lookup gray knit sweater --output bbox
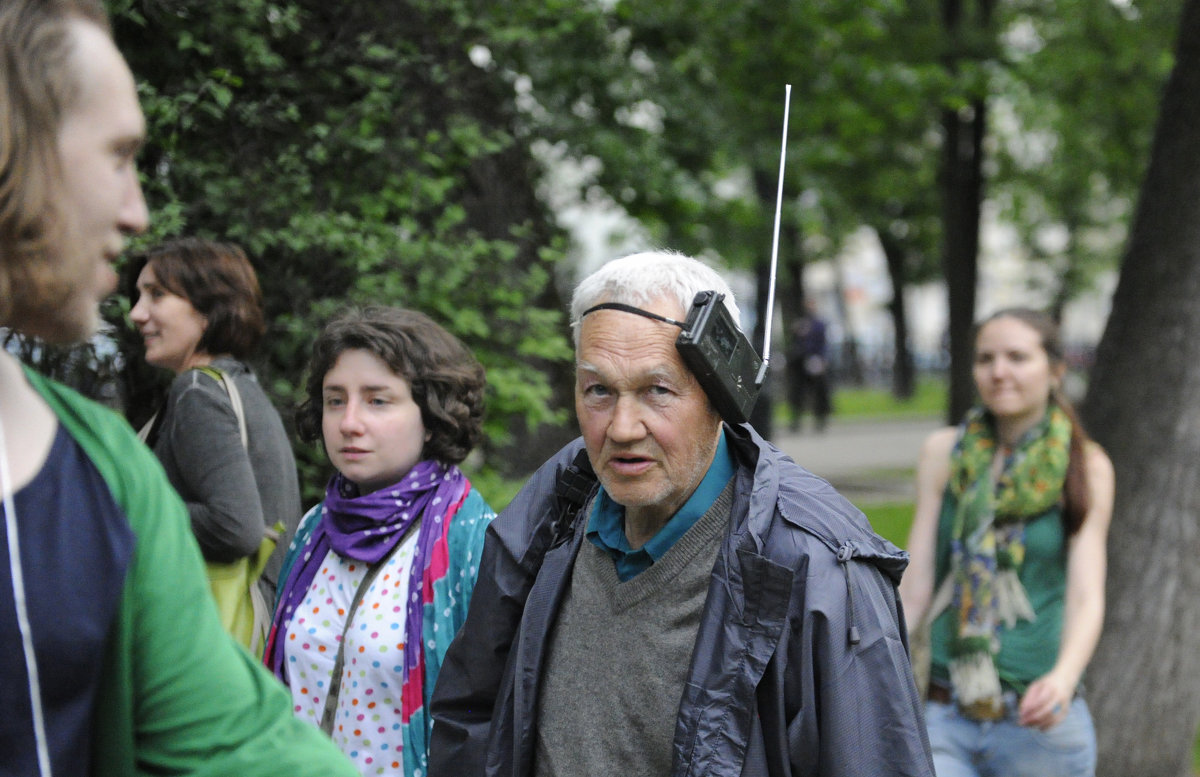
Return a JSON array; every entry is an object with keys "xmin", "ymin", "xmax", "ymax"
[
  {"xmin": 149, "ymin": 356, "xmax": 300, "ymax": 592},
  {"xmin": 534, "ymin": 483, "xmax": 733, "ymax": 777}
]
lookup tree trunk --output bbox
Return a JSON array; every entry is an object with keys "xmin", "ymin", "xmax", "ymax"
[
  {"xmin": 877, "ymin": 229, "xmax": 916, "ymax": 400},
  {"xmin": 939, "ymin": 97, "xmax": 986, "ymax": 423},
  {"xmin": 1082, "ymin": 1, "xmax": 1200, "ymax": 774},
  {"xmin": 939, "ymin": 0, "xmax": 990, "ymax": 424},
  {"xmin": 460, "ymin": 145, "xmax": 578, "ymax": 477}
]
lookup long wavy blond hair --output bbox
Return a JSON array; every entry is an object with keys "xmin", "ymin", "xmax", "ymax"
[{"xmin": 0, "ymin": 0, "xmax": 109, "ymax": 331}]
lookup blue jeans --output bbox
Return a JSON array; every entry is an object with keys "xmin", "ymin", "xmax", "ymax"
[{"xmin": 925, "ymin": 693, "xmax": 1096, "ymax": 777}]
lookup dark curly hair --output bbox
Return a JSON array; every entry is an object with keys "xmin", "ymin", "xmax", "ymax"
[
  {"xmin": 127, "ymin": 237, "xmax": 265, "ymax": 359},
  {"xmin": 296, "ymin": 306, "xmax": 486, "ymax": 465}
]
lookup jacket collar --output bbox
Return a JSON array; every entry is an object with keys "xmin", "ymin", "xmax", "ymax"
[{"xmin": 724, "ymin": 421, "xmax": 909, "ymax": 584}]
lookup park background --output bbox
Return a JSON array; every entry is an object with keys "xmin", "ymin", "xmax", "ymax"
[{"xmin": 8, "ymin": 1, "xmax": 1200, "ymax": 774}]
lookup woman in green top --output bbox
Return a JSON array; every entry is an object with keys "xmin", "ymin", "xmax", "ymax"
[{"xmin": 901, "ymin": 308, "xmax": 1114, "ymax": 777}]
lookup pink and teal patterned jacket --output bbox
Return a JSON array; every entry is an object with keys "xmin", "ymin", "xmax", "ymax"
[{"xmin": 274, "ymin": 486, "xmax": 493, "ymax": 776}]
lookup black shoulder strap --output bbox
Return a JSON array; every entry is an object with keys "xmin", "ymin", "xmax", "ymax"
[
  {"xmin": 555, "ymin": 449, "xmax": 596, "ymax": 513},
  {"xmin": 549, "ymin": 448, "xmax": 597, "ymax": 549},
  {"xmin": 517, "ymin": 447, "xmax": 598, "ymax": 577}
]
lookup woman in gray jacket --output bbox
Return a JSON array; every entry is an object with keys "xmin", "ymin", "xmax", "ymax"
[{"xmin": 129, "ymin": 237, "xmax": 300, "ymax": 601}]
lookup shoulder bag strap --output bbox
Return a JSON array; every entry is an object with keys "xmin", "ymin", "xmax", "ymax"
[
  {"xmin": 201, "ymin": 367, "xmax": 279, "ymax": 542},
  {"xmin": 194, "ymin": 366, "xmax": 248, "ymax": 449},
  {"xmin": 319, "ymin": 531, "xmax": 412, "ymax": 735},
  {"xmin": 136, "ymin": 366, "xmax": 245, "ymax": 449},
  {"xmin": 549, "ymin": 448, "xmax": 597, "ymax": 549},
  {"xmin": 196, "ymin": 367, "xmax": 279, "ymax": 541}
]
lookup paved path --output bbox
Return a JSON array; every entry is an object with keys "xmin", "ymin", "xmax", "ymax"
[{"xmin": 769, "ymin": 416, "xmax": 943, "ymax": 504}]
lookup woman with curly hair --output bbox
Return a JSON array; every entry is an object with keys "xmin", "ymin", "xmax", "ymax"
[{"xmin": 265, "ymin": 306, "xmax": 495, "ymax": 777}]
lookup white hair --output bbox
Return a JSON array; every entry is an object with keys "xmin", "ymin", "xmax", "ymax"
[{"xmin": 569, "ymin": 251, "xmax": 742, "ymax": 346}]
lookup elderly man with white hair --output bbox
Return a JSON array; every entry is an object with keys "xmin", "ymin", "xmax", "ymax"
[{"xmin": 429, "ymin": 251, "xmax": 933, "ymax": 777}]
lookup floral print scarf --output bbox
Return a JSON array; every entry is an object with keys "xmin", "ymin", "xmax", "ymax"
[{"xmin": 946, "ymin": 404, "xmax": 1070, "ymax": 718}]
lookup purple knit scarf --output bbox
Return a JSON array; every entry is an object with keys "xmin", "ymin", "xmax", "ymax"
[{"xmin": 267, "ymin": 458, "xmax": 467, "ymax": 679}]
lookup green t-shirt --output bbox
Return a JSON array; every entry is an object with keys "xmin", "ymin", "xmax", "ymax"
[{"xmin": 929, "ymin": 487, "xmax": 1068, "ymax": 693}]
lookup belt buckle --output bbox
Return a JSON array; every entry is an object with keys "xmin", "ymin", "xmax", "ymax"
[{"xmin": 960, "ymin": 697, "xmax": 1006, "ymax": 722}]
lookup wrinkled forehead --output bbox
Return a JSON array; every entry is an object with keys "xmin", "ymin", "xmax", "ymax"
[{"xmin": 576, "ymin": 308, "xmax": 693, "ymax": 384}]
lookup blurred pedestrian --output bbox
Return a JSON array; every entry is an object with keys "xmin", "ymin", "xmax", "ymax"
[
  {"xmin": 0, "ymin": 2, "xmax": 356, "ymax": 774},
  {"xmin": 900, "ymin": 308, "xmax": 1114, "ymax": 777},
  {"xmin": 786, "ymin": 300, "xmax": 831, "ymax": 432}
]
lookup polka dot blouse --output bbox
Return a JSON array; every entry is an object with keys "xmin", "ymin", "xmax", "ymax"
[{"xmin": 284, "ymin": 525, "xmax": 420, "ymax": 776}]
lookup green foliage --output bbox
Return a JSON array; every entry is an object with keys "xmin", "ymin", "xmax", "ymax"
[
  {"xmin": 859, "ymin": 500, "xmax": 916, "ymax": 549},
  {"xmin": 462, "ymin": 466, "xmax": 529, "ymax": 515},
  {"xmin": 830, "ymin": 375, "xmax": 948, "ymax": 419},
  {"xmin": 495, "ymin": 0, "xmax": 1178, "ymax": 422},
  {"xmin": 104, "ymin": 0, "xmax": 576, "ymax": 500},
  {"xmin": 992, "ymin": 0, "xmax": 1183, "ymax": 307},
  {"xmin": 12, "ymin": 0, "xmax": 1168, "ymax": 498}
]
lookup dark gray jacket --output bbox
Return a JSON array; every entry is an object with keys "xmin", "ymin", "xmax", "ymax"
[
  {"xmin": 429, "ymin": 424, "xmax": 933, "ymax": 777},
  {"xmin": 149, "ymin": 357, "xmax": 301, "ymax": 592}
]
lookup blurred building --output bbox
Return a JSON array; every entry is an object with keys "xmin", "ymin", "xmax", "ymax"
[{"xmin": 804, "ymin": 210, "xmax": 1115, "ymax": 387}]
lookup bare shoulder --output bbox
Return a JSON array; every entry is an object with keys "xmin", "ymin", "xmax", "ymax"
[
  {"xmin": 1084, "ymin": 441, "xmax": 1118, "ymax": 518},
  {"xmin": 913, "ymin": 426, "xmax": 958, "ymax": 498},
  {"xmin": 1083, "ymin": 439, "xmax": 1115, "ymax": 493},
  {"xmin": 920, "ymin": 426, "xmax": 959, "ymax": 464},
  {"xmin": 1067, "ymin": 439, "xmax": 1116, "ymax": 541}
]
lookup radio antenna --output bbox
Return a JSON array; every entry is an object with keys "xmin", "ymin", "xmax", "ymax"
[{"xmin": 755, "ymin": 83, "xmax": 791, "ymax": 387}]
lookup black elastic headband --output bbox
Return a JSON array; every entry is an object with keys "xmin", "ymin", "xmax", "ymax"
[{"xmin": 580, "ymin": 302, "xmax": 686, "ymax": 329}]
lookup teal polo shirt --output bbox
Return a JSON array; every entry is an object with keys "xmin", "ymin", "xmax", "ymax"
[{"xmin": 586, "ymin": 429, "xmax": 735, "ymax": 581}]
